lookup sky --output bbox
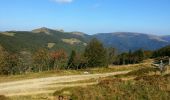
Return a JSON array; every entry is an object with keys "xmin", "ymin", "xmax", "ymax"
[{"xmin": 0, "ymin": 0, "xmax": 170, "ymax": 35}]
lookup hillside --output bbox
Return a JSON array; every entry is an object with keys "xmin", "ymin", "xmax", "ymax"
[
  {"xmin": 0, "ymin": 27, "xmax": 90, "ymax": 53},
  {"xmin": 0, "ymin": 28, "xmax": 169, "ymax": 53},
  {"xmin": 94, "ymin": 32, "xmax": 170, "ymax": 52},
  {"xmin": 161, "ymin": 35, "xmax": 170, "ymax": 43}
]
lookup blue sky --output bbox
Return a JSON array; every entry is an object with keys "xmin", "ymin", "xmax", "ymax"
[{"xmin": 0, "ymin": 0, "xmax": 170, "ymax": 35}]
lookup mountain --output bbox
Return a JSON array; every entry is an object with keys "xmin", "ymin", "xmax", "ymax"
[
  {"xmin": 161, "ymin": 35, "xmax": 170, "ymax": 43},
  {"xmin": 0, "ymin": 27, "xmax": 90, "ymax": 53},
  {"xmin": 0, "ymin": 28, "xmax": 169, "ymax": 53},
  {"xmin": 94, "ymin": 32, "xmax": 170, "ymax": 52}
]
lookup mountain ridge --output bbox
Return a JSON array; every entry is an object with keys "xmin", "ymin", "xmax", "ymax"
[
  {"xmin": 0, "ymin": 28, "xmax": 169, "ymax": 53},
  {"xmin": 94, "ymin": 32, "xmax": 169, "ymax": 52}
]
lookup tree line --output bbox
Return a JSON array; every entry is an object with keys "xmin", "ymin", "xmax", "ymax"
[
  {"xmin": 152, "ymin": 45, "xmax": 170, "ymax": 57},
  {"xmin": 0, "ymin": 39, "xmax": 169, "ymax": 75}
]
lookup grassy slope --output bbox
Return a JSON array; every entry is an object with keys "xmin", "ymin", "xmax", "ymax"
[
  {"xmin": 54, "ymin": 74, "xmax": 170, "ymax": 100},
  {"xmin": 53, "ymin": 65, "xmax": 170, "ymax": 100}
]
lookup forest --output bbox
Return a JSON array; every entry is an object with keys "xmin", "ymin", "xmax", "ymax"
[{"xmin": 0, "ymin": 38, "xmax": 169, "ymax": 75}]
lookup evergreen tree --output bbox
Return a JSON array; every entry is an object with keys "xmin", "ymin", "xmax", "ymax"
[
  {"xmin": 128, "ymin": 50, "xmax": 133, "ymax": 64},
  {"xmin": 67, "ymin": 50, "xmax": 76, "ymax": 69},
  {"xmin": 153, "ymin": 45, "xmax": 170, "ymax": 57},
  {"xmin": 113, "ymin": 49, "xmax": 146, "ymax": 65},
  {"xmin": 135, "ymin": 49, "xmax": 145, "ymax": 62},
  {"xmin": 84, "ymin": 38, "xmax": 108, "ymax": 67}
]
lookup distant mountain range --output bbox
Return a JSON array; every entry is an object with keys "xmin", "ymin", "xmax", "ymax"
[
  {"xmin": 0, "ymin": 27, "xmax": 169, "ymax": 53},
  {"xmin": 161, "ymin": 35, "xmax": 170, "ymax": 42},
  {"xmin": 94, "ymin": 32, "xmax": 170, "ymax": 52}
]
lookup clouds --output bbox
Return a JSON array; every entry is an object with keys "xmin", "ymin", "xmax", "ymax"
[{"xmin": 53, "ymin": 0, "xmax": 73, "ymax": 4}]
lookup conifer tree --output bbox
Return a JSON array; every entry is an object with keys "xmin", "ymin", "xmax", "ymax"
[
  {"xmin": 84, "ymin": 38, "xmax": 108, "ymax": 67},
  {"xmin": 67, "ymin": 50, "xmax": 76, "ymax": 69}
]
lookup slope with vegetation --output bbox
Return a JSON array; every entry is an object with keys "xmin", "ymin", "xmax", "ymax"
[
  {"xmin": 0, "ymin": 28, "xmax": 170, "ymax": 53},
  {"xmin": 0, "ymin": 36, "xmax": 169, "ymax": 76},
  {"xmin": 94, "ymin": 32, "xmax": 170, "ymax": 52},
  {"xmin": 1, "ymin": 41, "xmax": 169, "ymax": 100},
  {"xmin": 0, "ymin": 27, "xmax": 89, "ymax": 53},
  {"xmin": 53, "ymin": 66, "xmax": 170, "ymax": 100}
]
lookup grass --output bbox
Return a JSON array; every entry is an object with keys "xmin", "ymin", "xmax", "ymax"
[
  {"xmin": 0, "ymin": 62, "xmax": 148, "ymax": 83},
  {"xmin": 53, "ymin": 74, "xmax": 170, "ymax": 100},
  {"xmin": 53, "ymin": 62, "xmax": 170, "ymax": 100},
  {"xmin": 115, "ymin": 65, "xmax": 170, "ymax": 78},
  {"xmin": 0, "ymin": 70, "xmax": 81, "ymax": 83},
  {"xmin": 10, "ymin": 93, "xmax": 54, "ymax": 100},
  {"xmin": 115, "ymin": 67, "xmax": 159, "ymax": 78},
  {"xmin": 0, "ymin": 95, "xmax": 9, "ymax": 100},
  {"xmin": 10, "ymin": 72, "xmax": 170, "ymax": 100},
  {"xmin": 3, "ymin": 59, "xmax": 162, "ymax": 100}
]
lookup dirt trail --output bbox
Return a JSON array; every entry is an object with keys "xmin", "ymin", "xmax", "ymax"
[{"xmin": 0, "ymin": 71, "xmax": 130, "ymax": 96}]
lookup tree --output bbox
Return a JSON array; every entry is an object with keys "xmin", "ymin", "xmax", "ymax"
[
  {"xmin": 0, "ymin": 47, "xmax": 20, "ymax": 75},
  {"xmin": 6, "ymin": 54, "xmax": 20, "ymax": 75},
  {"xmin": 32, "ymin": 48, "xmax": 49, "ymax": 72},
  {"xmin": 153, "ymin": 45, "xmax": 170, "ymax": 58},
  {"xmin": 18, "ymin": 51, "xmax": 33, "ymax": 74},
  {"xmin": 50, "ymin": 49, "xmax": 67, "ymax": 70},
  {"xmin": 113, "ymin": 49, "xmax": 146, "ymax": 65},
  {"xmin": 67, "ymin": 50, "xmax": 76, "ymax": 69},
  {"xmin": 67, "ymin": 50, "xmax": 87, "ymax": 70},
  {"xmin": 84, "ymin": 38, "xmax": 108, "ymax": 68},
  {"xmin": 133, "ymin": 49, "xmax": 144, "ymax": 63},
  {"xmin": 116, "ymin": 53, "xmax": 128, "ymax": 65},
  {"xmin": 0, "ymin": 47, "xmax": 9, "ymax": 75},
  {"xmin": 73, "ymin": 53, "xmax": 87, "ymax": 70},
  {"xmin": 144, "ymin": 50, "xmax": 153, "ymax": 59},
  {"xmin": 107, "ymin": 47, "xmax": 116, "ymax": 64}
]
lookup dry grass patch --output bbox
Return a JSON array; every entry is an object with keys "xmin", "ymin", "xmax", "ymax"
[
  {"xmin": 1, "ymin": 32, "xmax": 16, "ymax": 36},
  {"xmin": 47, "ymin": 43, "xmax": 55, "ymax": 48},
  {"xmin": 62, "ymin": 38, "xmax": 81, "ymax": 45}
]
